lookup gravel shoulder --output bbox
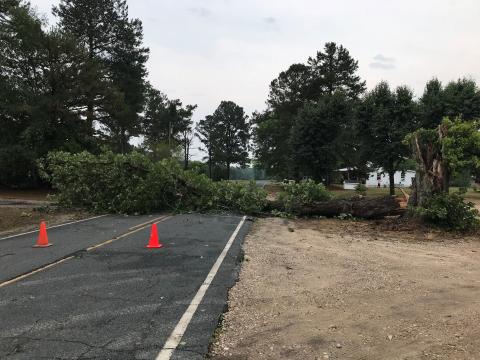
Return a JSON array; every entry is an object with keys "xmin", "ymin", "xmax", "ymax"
[{"xmin": 210, "ymin": 217, "xmax": 480, "ymax": 360}]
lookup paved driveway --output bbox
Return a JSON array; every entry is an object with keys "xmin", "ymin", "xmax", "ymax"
[{"xmin": 0, "ymin": 214, "xmax": 250, "ymax": 359}]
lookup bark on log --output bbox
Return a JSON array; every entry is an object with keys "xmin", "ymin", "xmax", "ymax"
[
  {"xmin": 266, "ymin": 196, "xmax": 405, "ymax": 219},
  {"xmin": 408, "ymin": 124, "xmax": 449, "ymax": 207}
]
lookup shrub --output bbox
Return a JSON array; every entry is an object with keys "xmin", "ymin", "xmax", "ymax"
[
  {"xmin": 279, "ymin": 180, "xmax": 331, "ymax": 212},
  {"xmin": 40, "ymin": 151, "xmax": 267, "ymax": 215},
  {"xmin": 414, "ymin": 192, "xmax": 479, "ymax": 232},
  {"xmin": 355, "ymin": 183, "xmax": 367, "ymax": 194},
  {"xmin": 0, "ymin": 146, "xmax": 38, "ymax": 188},
  {"xmin": 213, "ymin": 181, "xmax": 267, "ymax": 215}
]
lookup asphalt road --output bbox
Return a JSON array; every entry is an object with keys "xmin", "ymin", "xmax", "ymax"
[{"xmin": 0, "ymin": 214, "xmax": 250, "ymax": 359}]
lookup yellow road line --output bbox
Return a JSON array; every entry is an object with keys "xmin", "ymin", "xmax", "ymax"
[
  {"xmin": 0, "ymin": 256, "xmax": 75, "ymax": 289},
  {"xmin": 0, "ymin": 215, "xmax": 172, "ymax": 289},
  {"xmin": 128, "ymin": 216, "xmax": 166, "ymax": 231},
  {"xmin": 87, "ymin": 215, "xmax": 171, "ymax": 251}
]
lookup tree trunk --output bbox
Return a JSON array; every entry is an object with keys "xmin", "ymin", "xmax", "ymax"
[
  {"xmin": 207, "ymin": 147, "xmax": 213, "ymax": 179},
  {"xmin": 226, "ymin": 162, "xmax": 230, "ymax": 180},
  {"xmin": 408, "ymin": 125, "xmax": 449, "ymax": 207},
  {"xmin": 86, "ymin": 101, "xmax": 94, "ymax": 136},
  {"xmin": 184, "ymin": 139, "xmax": 189, "ymax": 170},
  {"xmin": 120, "ymin": 128, "xmax": 127, "ymax": 154},
  {"xmin": 266, "ymin": 196, "xmax": 404, "ymax": 219},
  {"xmin": 388, "ymin": 170, "xmax": 395, "ymax": 196}
]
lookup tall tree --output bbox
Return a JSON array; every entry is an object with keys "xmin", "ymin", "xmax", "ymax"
[
  {"xmin": 196, "ymin": 115, "xmax": 218, "ymax": 179},
  {"xmin": 208, "ymin": 101, "xmax": 250, "ymax": 179},
  {"xmin": 143, "ymin": 85, "xmax": 196, "ymax": 161},
  {"xmin": 0, "ymin": 1, "xmax": 94, "ymax": 186},
  {"xmin": 419, "ymin": 78, "xmax": 480, "ymax": 129},
  {"xmin": 54, "ymin": 0, "xmax": 149, "ymax": 151},
  {"xmin": 357, "ymin": 82, "xmax": 418, "ymax": 195},
  {"xmin": 267, "ymin": 63, "xmax": 312, "ymax": 114},
  {"xmin": 418, "ymin": 78, "xmax": 445, "ymax": 129},
  {"xmin": 53, "ymin": 0, "xmax": 118, "ymax": 132},
  {"xmin": 307, "ymin": 42, "xmax": 366, "ymax": 100},
  {"xmin": 252, "ymin": 110, "xmax": 292, "ymax": 179},
  {"xmin": 102, "ymin": 11, "xmax": 149, "ymax": 153},
  {"xmin": 255, "ymin": 42, "xmax": 365, "ymax": 179},
  {"xmin": 290, "ymin": 91, "xmax": 353, "ymax": 182},
  {"xmin": 443, "ymin": 78, "xmax": 480, "ymax": 121},
  {"xmin": 180, "ymin": 126, "xmax": 194, "ymax": 170}
]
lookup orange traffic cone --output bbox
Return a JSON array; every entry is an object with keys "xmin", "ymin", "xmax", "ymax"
[
  {"xmin": 146, "ymin": 223, "xmax": 163, "ymax": 249},
  {"xmin": 33, "ymin": 221, "xmax": 52, "ymax": 248}
]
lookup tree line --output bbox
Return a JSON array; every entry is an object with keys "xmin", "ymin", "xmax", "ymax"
[
  {"xmin": 2, "ymin": 1, "xmax": 479, "ymax": 194},
  {"xmin": 253, "ymin": 42, "xmax": 480, "ymax": 194},
  {"xmin": 0, "ymin": 0, "xmax": 251, "ymax": 187}
]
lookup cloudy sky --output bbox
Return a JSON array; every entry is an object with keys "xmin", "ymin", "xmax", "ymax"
[{"xmin": 31, "ymin": 0, "xmax": 480, "ymax": 155}]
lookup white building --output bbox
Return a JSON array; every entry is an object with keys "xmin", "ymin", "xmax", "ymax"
[{"xmin": 365, "ymin": 168, "xmax": 415, "ymax": 188}]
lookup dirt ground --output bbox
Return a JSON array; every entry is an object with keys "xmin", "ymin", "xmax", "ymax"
[
  {"xmin": 0, "ymin": 207, "xmax": 91, "ymax": 237},
  {"xmin": 210, "ymin": 218, "xmax": 480, "ymax": 360},
  {"xmin": 0, "ymin": 188, "xmax": 51, "ymax": 201},
  {"xmin": 0, "ymin": 188, "xmax": 92, "ymax": 236}
]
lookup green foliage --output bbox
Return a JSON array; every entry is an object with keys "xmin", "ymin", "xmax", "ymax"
[
  {"xmin": 450, "ymin": 169, "xmax": 472, "ymax": 189},
  {"xmin": 290, "ymin": 92, "xmax": 353, "ymax": 181},
  {"xmin": 441, "ymin": 118, "xmax": 480, "ymax": 177},
  {"xmin": 142, "ymin": 85, "xmax": 197, "ymax": 165},
  {"xmin": 0, "ymin": 0, "xmax": 158, "ymax": 187},
  {"xmin": 279, "ymin": 180, "xmax": 331, "ymax": 212},
  {"xmin": 355, "ymin": 183, "xmax": 367, "ymax": 194},
  {"xmin": 213, "ymin": 181, "xmax": 267, "ymax": 215},
  {"xmin": 40, "ymin": 151, "xmax": 266, "ymax": 215},
  {"xmin": 414, "ymin": 192, "xmax": 479, "ymax": 232},
  {"xmin": 196, "ymin": 101, "xmax": 250, "ymax": 179},
  {"xmin": 357, "ymin": 82, "xmax": 418, "ymax": 195},
  {"xmin": 0, "ymin": 146, "xmax": 37, "ymax": 188},
  {"xmin": 254, "ymin": 42, "xmax": 365, "ymax": 179},
  {"xmin": 419, "ymin": 78, "xmax": 480, "ymax": 129}
]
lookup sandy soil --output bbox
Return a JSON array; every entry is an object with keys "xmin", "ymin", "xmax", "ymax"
[{"xmin": 210, "ymin": 218, "xmax": 480, "ymax": 360}]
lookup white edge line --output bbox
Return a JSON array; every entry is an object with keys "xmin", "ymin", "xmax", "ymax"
[
  {"xmin": 156, "ymin": 215, "xmax": 247, "ymax": 360},
  {"xmin": 0, "ymin": 214, "xmax": 108, "ymax": 241}
]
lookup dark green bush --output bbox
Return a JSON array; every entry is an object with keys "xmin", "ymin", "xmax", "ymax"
[
  {"xmin": 355, "ymin": 183, "xmax": 367, "ymax": 194},
  {"xmin": 40, "ymin": 151, "xmax": 266, "ymax": 214},
  {"xmin": 0, "ymin": 146, "xmax": 38, "ymax": 188},
  {"xmin": 279, "ymin": 179, "xmax": 331, "ymax": 212},
  {"xmin": 414, "ymin": 192, "xmax": 479, "ymax": 232}
]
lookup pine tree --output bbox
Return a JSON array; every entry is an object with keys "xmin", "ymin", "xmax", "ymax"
[
  {"xmin": 255, "ymin": 42, "xmax": 365, "ymax": 179},
  {"xmin": 54, "ymin": 0, "xmax": 149, "ymax": 152},
  {"xmin": 307, "ymin": 42, "xmax": 366, "ymax": 100},
  {"xmin": 53, "ymin": 0, "xmax": 118, "ymax": 131},
  {"xmin": 104, "ymin": 7, "xmax": 149, "ymax": 153},
  {"xmin": 143, "ymin": 85, "xmax": 196, "ymax": 160},
  {"xmin": 209, "ymin": 101, "xmax": 250, "ymax": 179},
  {"xmin": 196, "ymin": 115, "xmax": 219, "ymax": 179}
]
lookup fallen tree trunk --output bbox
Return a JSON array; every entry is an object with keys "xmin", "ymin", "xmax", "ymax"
[{"xmin": 266, "ymin": 196, "xmax": 405, "ymax": 219}]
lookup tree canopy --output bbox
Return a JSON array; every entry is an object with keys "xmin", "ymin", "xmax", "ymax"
[
  {"xmin": 255, "ymin": 42, "xmax": 366, "ymax": 180},
  {"xmin": 197, "ymin": 101, "xmax": 250, "ymax": 179},
  {"xmin": 357, "ymin": 82, "xmax": 418, "ymax": 194}
]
